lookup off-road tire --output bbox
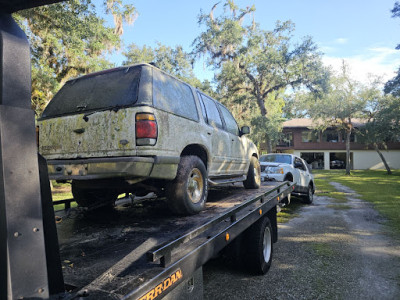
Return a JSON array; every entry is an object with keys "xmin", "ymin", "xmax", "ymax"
[
  {"xmin": 243, "ymin": 156, "xmax": 261, "ymax": 189},
  {"xmin": 167, "ymin": 156, "xmax": 208, "ymax": 215},
  {"xmin": 244, "ymin": 215, "xmax": 273, "ymax": 275},
  {"xmin": 72, "ymin": 181, "xmax": 118, "ymax": 209}
]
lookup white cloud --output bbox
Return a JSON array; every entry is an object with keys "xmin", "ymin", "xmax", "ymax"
[
  {"xmin": 334, "ymin": 38, "xmax": 348, "ymax": 44},
  {"xmin": 322, "ymin": 47, "xmax": 400, "ymax": 84}
]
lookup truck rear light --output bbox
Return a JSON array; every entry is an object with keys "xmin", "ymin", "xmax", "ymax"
[{"xmin": 136, "ymin": 113, "xmax": 157, "ymax": 146}]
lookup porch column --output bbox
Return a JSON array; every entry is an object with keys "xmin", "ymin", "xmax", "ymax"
[{"xmin": 324, "ymin": 152, "xmax": 330, "ymax": 170}]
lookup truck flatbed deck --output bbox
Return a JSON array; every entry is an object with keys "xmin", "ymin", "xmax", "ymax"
[{"xmin": 54, "ymin": 181, "xmax": 294, "ymax": 299}]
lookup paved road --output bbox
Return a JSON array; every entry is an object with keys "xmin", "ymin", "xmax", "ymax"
[{"xmin": 203, "ymin": 182, "xmax": 400, "ymax": 299}]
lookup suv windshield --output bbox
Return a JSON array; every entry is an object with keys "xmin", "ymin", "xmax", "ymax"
[
  {"xmin": 260, "ymin": 154, "xmax": 292, "ymax": 164},
  {"xmin": 41, "ymin": 66, "xmax": 141, "ymax": 119}
]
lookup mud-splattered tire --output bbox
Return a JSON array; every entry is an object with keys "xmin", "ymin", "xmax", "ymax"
[
  {"xmin": 243, "ymin": 156, "xmax": 261, "ymax": 189},
  {"xmin": 167, "ymin": 156, "xmax": 208, "ymax": 215},
  {"xmin": 72, "ymin": 181, "xmax": 118, "ymax": 209},
  {"xmin": 244, "ymin": 216, "xmax": 273, "ymax": 275}
]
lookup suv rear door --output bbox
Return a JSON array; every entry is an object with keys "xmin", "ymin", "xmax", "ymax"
[
  {"xmin": 39, "ymin": 67, "xmax": 142, "ymax": 159},
  {"xmin": 198, "ymin": 93, "xmax": 231, "ymax": 176},
  {"xmin": 217, "ymin": 103, "xmax": 247, "ymax": 175}
]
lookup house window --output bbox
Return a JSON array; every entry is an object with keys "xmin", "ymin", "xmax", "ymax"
[
  {"xmin": 323, "ymin": 130, "xmax": 339, "ymax": 142},
  {"xmin": 340, "ymin": 130, "xmax": 357, "ymax": 142},
  {"xmin": 277, "ymin": 132, "xmax": 293, "ymax": 147},
  {"xmin": 301, "ymin": 131, "xmax": 319, "ymax": 143}
]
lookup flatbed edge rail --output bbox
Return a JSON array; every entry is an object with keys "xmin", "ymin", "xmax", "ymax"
[{"xmin": 147, "ymin": 181, "xmax": 294, "ymax": 267}]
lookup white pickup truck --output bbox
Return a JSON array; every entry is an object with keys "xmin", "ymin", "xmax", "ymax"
[{"xmin": 260, "ymin": 153, "xmax": 315, "ymax": 204}]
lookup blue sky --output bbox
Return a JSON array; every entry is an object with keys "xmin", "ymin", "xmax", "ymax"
[{"xmin": 106, "ymin": 0, "xmax": 400, "ymax": 84}]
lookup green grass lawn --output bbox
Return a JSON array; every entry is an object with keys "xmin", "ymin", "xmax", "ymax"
[
  {"xmin": 314, "ymin": 169, "xmax": 400, "ymax": 237},
  {"xmin": 51, "ymin": 181, "xmax": 75, "ymax": 211},
  {"xmin": 277, "ymin": 200, "xmax": 303, "ymax": 223}
]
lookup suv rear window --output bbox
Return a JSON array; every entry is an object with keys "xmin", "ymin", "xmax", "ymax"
[
  {"xmin": 41, "ymin": 66, "xmax": 141, "ymax": 119},
  {"xmin": 153, "ymin": 70, "xmax": 198, "ymax": 121}
]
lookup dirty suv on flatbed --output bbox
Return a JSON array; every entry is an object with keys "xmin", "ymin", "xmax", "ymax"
[{"xmin": 38, "ymin": 63, "xmax": 261, "ymax": 215}]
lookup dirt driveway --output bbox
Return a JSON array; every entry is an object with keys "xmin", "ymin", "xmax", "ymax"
[{"xmin": 203, "ymin": 182, "xmax": 400, "ymax": 299}]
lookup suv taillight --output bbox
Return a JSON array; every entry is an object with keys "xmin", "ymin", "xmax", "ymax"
[{"xmin": 136, "ymin": 113, "xmax": 157, "ymax": 146}]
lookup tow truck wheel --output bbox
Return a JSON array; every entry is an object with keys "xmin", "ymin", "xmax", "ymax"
[
  {"xmin": 302, "ymin": 184, "xmax": 314, "ymax": 204},
  {"xmin": 72, "ymin": 181, "xmax": 118, "ymax": 209},
  {"xmin": 244, "ymin": 215, "xmax": 273, "ymax": 275},
  {"xmin": 167, "ymin": 156, "xmax": 208, "ymax": 215},
  {"xmin": 243, "ymin": 156, "xmax": 261, "ymax": 189}
]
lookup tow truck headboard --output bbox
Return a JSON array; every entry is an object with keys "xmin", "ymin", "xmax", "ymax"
[{"xmin": 0, "ymin": 2, "xmax": 65, "ymax": 299}]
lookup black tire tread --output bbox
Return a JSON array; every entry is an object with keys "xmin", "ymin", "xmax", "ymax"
[
  {"xmin": 243, "ymin": 156, "xmax": 261, "ymax": 189},
  {"xmin": 167, "ymin": 156, "xmax": 208, "ymax": 215},
  {"xmin": 302, "ymin": 184, "xmax": 314, "ymax": 204},
  {"xmin": 244, "ymin": 216, "xmax": 273, "ymax": 275}
]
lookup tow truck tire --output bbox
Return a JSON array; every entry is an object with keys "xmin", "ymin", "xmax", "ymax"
[
  {"xmin": 244, "ymin": 215, "xmax": 273, "ymax": 275},
  {"xmin": 167, "ymin": 156, "xmax": 208, "ymax": 215},
  {"xmin": 72, "ymin": 181, "xmax": 118, "ymax": 208},
  {"xmin": 302, "ymin": 184, "xmax": 314, "ymax": 204},
  {"xmin": 243, "ymin": 156, "xmax": 261, "ymax": 189}
]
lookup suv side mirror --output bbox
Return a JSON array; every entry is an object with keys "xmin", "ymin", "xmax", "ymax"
[{"xmin": 240, "ymin": 126, "xmax": 250, "ymax": 136}]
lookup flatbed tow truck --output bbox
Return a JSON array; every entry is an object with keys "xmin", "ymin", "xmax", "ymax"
[
  {"xmin": 0, "ymin": 2, "xmax": 294, "ymax": 299},
  {"xmin": 53, "ymin": 182, "xmax": 294, "ymax": 299}
]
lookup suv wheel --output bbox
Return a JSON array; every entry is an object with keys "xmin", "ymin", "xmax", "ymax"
[
  {"xmin": 167, "ymin": 156, "xmax": 208, "ymax": 215},
  {"xmin": 243, "ymin": 156, "xmax": 261, "ymax": 189},
  {"xmin": 302, "ymin": 184, "xmax": 314, "ymax": 204}
]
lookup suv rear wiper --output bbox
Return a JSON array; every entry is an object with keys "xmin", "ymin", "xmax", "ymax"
[{"xmin": 82, "ymin": 105, "xmax": 127, "ymax": 121}]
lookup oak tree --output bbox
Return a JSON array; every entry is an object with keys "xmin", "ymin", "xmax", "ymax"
[
  {"xmin": 192, "ymin": 1, "xmax": 329, "ymax": 151},
  {"xmin": 14, "ymin": 0, "xmax": 136, "ymax": 114}
]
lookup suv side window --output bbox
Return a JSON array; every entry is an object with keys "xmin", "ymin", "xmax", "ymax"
[
  {"xmin": 197, "ymin": 92, "xmax": 208, "ymax": 122},
  {"xmin": 153, "ymin": 70, "xmax": 199, "ymax": 121},
  {"xmin": 295, "ymin": 157, "xmax": 306, "ymax": 171},
  {"xmin": 218, "ymin": 104, "xmax": 239, "ymax": 136},
  {"xmin": 198, "ymin": 93, "xmax": 223, "ymax": 129}
]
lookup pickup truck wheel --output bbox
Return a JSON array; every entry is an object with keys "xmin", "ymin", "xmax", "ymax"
[
  {"xmin": 167, "ymin": 156, "xmax": 208, "ymax": 215},
  {"xmin": 243, "ymin": 156, "xmax": 261, "ymax": 189},
  {"xmin": 72, "ymin": 181, "xmax": 118, "ymax": 209},
  {"xmin": 303, "ymin": 185, "xmax": 314, "ymax": 204},
  {"xmin": 244, "ymin": 215, "xmax": 273, "ymax": 275}
]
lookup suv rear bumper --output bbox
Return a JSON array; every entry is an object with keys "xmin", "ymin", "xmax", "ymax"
[{"xmin": 47, "ymin": 156, "xmax": 180, "ymax": 181}]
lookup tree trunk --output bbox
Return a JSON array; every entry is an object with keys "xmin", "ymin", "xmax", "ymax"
[
  {"xmin": 265, "ymin": 133, "xmax": 273, "ymax": 153},
  {"xmin": 345, "ymin": 130, "xmax": 351, "ymax": 175},
  {"xmin": 374, "ymin": 144, "xmax": 392, "ymax": 175}
]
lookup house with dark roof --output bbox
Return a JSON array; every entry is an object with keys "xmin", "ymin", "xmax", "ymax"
[{"xmin": 273, "ymin": 118, "xmax": 400, "ymax": 170}]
